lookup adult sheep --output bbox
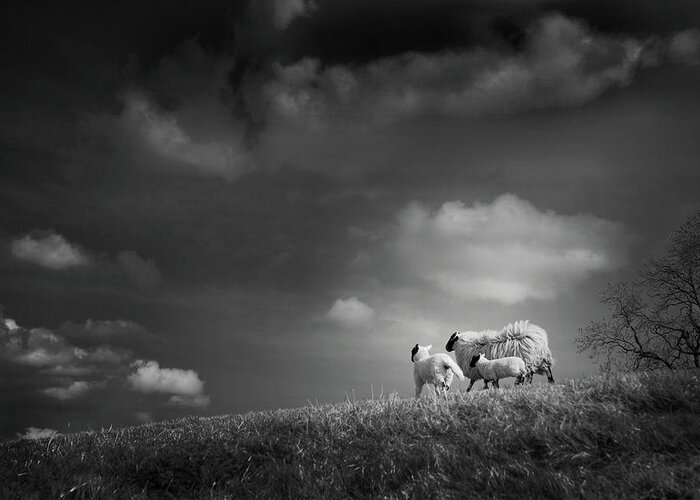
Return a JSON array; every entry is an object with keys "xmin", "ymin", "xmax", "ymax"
[{"xmin": 445, "ymin": 320, "xmax": 554, "ymax": 392}]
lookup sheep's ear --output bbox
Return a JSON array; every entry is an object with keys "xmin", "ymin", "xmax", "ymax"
[
  {"xmin": 426, "ymin": 344, "xmax": 432, "ymax": 351},
  {"xmin": 411, "ymin": 344, "xmax": 419, "ymax": 362}
]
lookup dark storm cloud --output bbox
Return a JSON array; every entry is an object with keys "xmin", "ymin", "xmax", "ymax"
[
  {"xmin": 275, "ymin": 0, "xmax": 700, "ymax": 64},
  {"xmin": 121, "ymin": 6, "xmax": 700, "ymax": 178},
  {"xmin": 71, "ymin": 9, "xmax": 698, "ymax": 185},
  {"xmin": 263, "ymin": 14, "xmax": 699, "ymax": 127},
  {"xmin": 279, "ymin": 0, "xmax": 552, "ymax": 64},
  {"xmin": 0, "ymin": 1, "xmax": 238, "ymax": 142},
  {"xmin": 251, "ymin": 0, "xmax": 700, "ymax": 140},
  {"xmin": 0, "ymin": 1, "xmax": 252, "ymax": 187},
  {"xmin": 3, "ymin": 1, "xmax": 697, "ymax": 185},
  {"xmin": 552, "ymin": 0, "xmax": 700, "ymax": 36}
]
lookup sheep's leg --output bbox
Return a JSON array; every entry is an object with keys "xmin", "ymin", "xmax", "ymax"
[
  {"xmin": 433, "ymin": 373, "xmax": 447, "ymax": 396},
  {"xmin": 493, "ymin": 379, "xmax": 500, "ymax": 389},
  {"xmin": 545, "ymin": 365, "xmax": 555, "ymax": 384},
  {"xmin": 465, "ymin": 378, "xmax": 477, "ymax": 392},
  {"xmin": 444, "ymin": 370, "xmax": 454, "ymax": 392},
  {"xmin": 415, "ymin": 380, "xmax": 425, "ymax": 398},
  {"xmin": 482, "ymin": 380, "xmax": 489, "ymax": 390}
]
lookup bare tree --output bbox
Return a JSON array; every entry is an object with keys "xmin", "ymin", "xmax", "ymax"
[{"xmin": 577, "ymin": 210, "xmax": 700, "ymax": 372}]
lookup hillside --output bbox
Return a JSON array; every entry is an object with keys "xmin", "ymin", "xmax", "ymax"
[{"xmin": 2, "ymin": 370, "xmax": 699, "ymax": 499}]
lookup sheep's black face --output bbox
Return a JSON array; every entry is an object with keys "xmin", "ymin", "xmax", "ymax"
[
  {"xmin": 411, "ymin": 344, "xmax": 419, "ymax": 362},
  {"xmin": 469, "ymin": 354, "xmax": 480, "ymax": 368},
  {"xmin": 445, "ymin": 332, "xmax": 459, "ymax": 352}
]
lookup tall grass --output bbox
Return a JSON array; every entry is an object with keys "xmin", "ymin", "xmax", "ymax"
[{"xmin": 2, "ymin": 370, "xmax": 699, "ymax": 499}]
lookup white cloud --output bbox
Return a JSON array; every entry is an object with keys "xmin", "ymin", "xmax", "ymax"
[
  {"xmin": 117, "ymin": 250, "xmax": 162, "ymax": 290},
  {"xmin": 11, "ymin": 231, "xmax": 91, "ymax": 270},
  {"xmin": 128, "ymin": 360, "xmax": 208, "ymax": 403},
  {"xmin": 392, "ymin": 194, "xmax": 628, "ymax": 304},
  {"xmin": 273, "ymin": 0, "xmax": 316, "ymax": 29},
  {"xmin": 3, "ymin": 318, "xmax": 19, "ymax": 330},
  {"xmin": 10, "ymin": 230, "xmax": 164, "ymax": 290},
  {"xmin": 41, "ymin": 381, "xmax": 91, "ymax": 400},
  {"xmin": 325, "ymin": 297, "xmax": 376, "ymax": 330},
  {"xmin": 84, "ymin": 39, "xmax": 252, "ymax": 181},
  {"xmin": 264, "ymin": 14, "xmax": 700, "ymax": 128},
  {"xmin": 20, "ymin": 427, "xmax": 59, "ymax": 440},
  {"xmin": 3, "ymin": 327, "xmax": 88, "ymax": 368},
  {"xmin": 1, "ymin": 322, "xmax": 126, "ymax": 373},
  {"xmin": 122, "ymin": 91, "xmax": 251, "ymax": 180},
  {"xmin": 1, "ymin": 306, "xmax": 211, "ymax": 427}
]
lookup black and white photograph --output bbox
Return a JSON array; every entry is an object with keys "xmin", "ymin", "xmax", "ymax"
[{"xmin": 1, "ymin": 0, "xmax": 699, "ymax": 497}]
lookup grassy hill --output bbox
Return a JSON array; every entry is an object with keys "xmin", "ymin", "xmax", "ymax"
[{"xmin": 2, "ymin": 370, "xmax": 699, "ymax": 499}]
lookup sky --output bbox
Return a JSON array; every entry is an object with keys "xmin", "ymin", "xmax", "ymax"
[{"xmin": 1, "ymin": 0, "xmax": 700, "ymax": 439}]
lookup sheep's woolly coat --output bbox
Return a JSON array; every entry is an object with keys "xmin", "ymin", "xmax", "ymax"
[
  {"xmin": 470, "ymin": 354, "xmax": 527, "ymax": 387},
  {"xmin": 411, "ymin": 344, "xmax": 464, "ymax": 397},
  {"xmin": 446, "ymin": 320, "xmax": 554, "ymax": 389}
]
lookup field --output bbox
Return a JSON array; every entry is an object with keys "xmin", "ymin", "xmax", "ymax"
[{"xmin": 2, "ymin": 370, "xmax": 700, "ymax": 499}]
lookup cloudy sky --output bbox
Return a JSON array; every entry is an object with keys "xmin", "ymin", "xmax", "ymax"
[{"xmin": 1, "ymin": 0, "xmax": 700, "ymax": 439}]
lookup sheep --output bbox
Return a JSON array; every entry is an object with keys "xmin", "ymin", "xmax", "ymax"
[
  {"xmin": 445, "ymin": 320, "xmax": 554, "ymax": 392},
  {"xmin": 411, "ymin": 344, "xmax": 464, "ymax": 398},
  {"xmin": 469, "ymin": 353, "xmax": 527, "ymax": 389}
]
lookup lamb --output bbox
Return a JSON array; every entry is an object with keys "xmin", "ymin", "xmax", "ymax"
[
  {"xmin": 411, "ymin": 344, "xmax": 464, "ymax": 398},
  {"xmin": 445, "ymin": 320, "xmax": 554, "ymax": 392},
  {"xmin": 469, "ymin": 353, "xmax": 527, "ymax": 389}
]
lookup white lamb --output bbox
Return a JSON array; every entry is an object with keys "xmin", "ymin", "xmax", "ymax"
[
  {"xmin": 469, "ymin": 353, "xmax": 527, "ymax": 389},
  {"xmin": 411, "ymin": 344, "xmax": 464, "ymax": 398}
]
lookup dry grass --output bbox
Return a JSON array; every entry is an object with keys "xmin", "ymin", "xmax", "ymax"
[{"xmin": 2, "ymin": 370, "xmax": 699, "ymax": 499}]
